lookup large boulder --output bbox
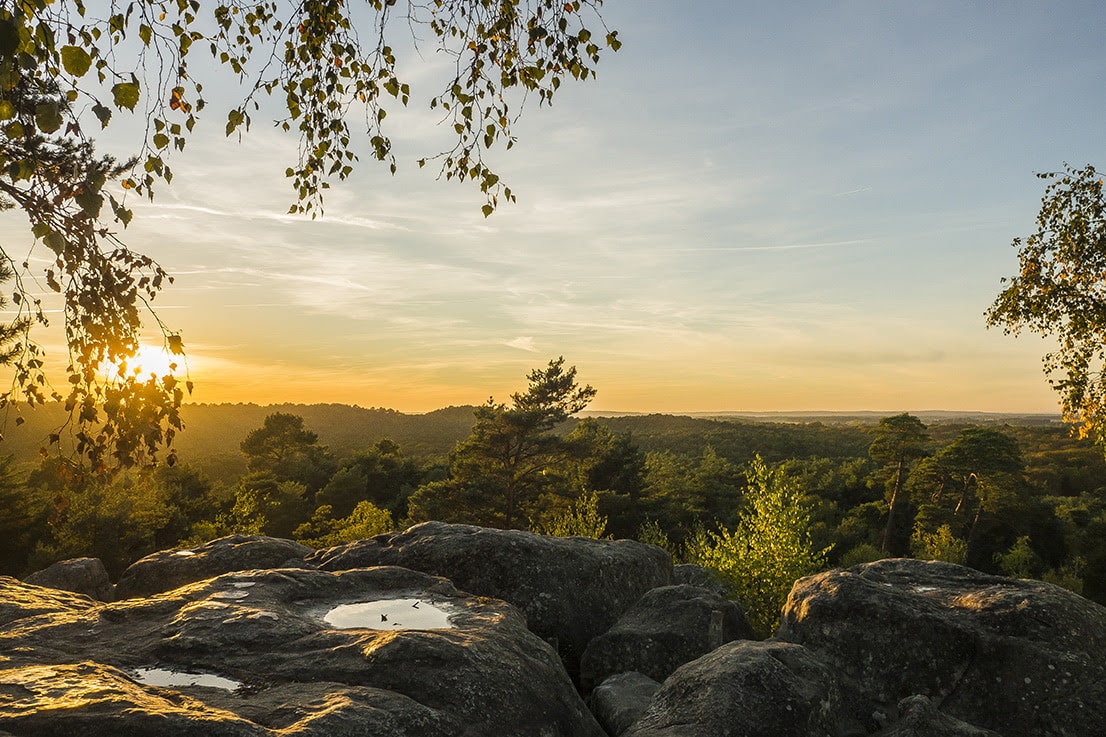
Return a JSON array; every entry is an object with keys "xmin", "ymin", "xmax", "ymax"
[
  {"xmin": 0, "ymin": 565, "xmax": 605, "ymax": 736},
  {"xmin": 579, "ymin": 584, "xmax": 753, "ymax": 691},
  {"xmin": 115, "ymin": 535, "xmax": 311, "ymax": 599},
  {"xmin": 588, "ymin": 672, "xmax": 661, "ymax": 737},
  {"xmin": 778, "ymin": 558, "xmax": 1106, "ymax": 737},
  {"xmin": 622, "ymin": 640, "xmax": 844, "ymax": 737},
  {"xmin": 307, "ymin": 522, "xmax": 672, "ymax": 677},
  {"xmin": 24, "ymin": 557, "xmax": 114, "ymax": 602}
]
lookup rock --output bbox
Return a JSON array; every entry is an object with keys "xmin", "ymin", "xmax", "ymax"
[
  {"xmin": 778, "ymin": 558, "xmax": 1106, "ymax": 737},
  {"xmin": 25, "ymin": 557, "xmax": 114, "ymax": 602},
  {"xmin": 622, "ymin": 640, "xmax": 843, "ymax": 737},
  {"xmin": 579, "ymin": 584, "xmax": 753, "ymax": 691},
  {"xmin": 0, "ymin": 564, "xmax": 605, "ymax": 737},
  {"xmin": 588, "ymin": 672, "xmax": 661, "ymax": 737},
  {"xmin": 671, "ymin": 563, "xmax": 726, "ymax": 595},
  {"xmin": 307, "ymin": 522, "xmax": 672, "ymax": 677},
  {"xmin": 0, "ymin": 662, "xmax": 265, "ymax": 736},
  {"xmin": 0, "ymin": 576, "xmax": 96, "ymax": 628},
  {"xmin": 872, "ymin": 695, "xmax": 1003, "ymax": 737},
  {"xmin": 115, "ymin": 535, "xmax": 312, "ymax": 599}
]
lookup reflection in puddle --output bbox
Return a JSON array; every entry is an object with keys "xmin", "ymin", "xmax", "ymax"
[
  {"xmin": 324, "ymin": 598, "xmax": 455, "ymax": 630},
  {"xmin": 133, "ymin": 667, "xmax": 241, "ymax": 691}
]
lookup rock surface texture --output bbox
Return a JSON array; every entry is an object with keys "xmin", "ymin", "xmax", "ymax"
[
  {"xmin": 622, "ymin": 640, "xmax": 843, "ymax": 737},
  {"xmin": 588, "ymin": 671, "xmax": 662, "ymax": 737},
  {"xmin": 7, "ymin": 534, "xmax": 1106, "ymax": 737},
  {"xmin": 777, "ymin": 558, "xmax": 1106, "ymax": 737},
  {"xmin": 307, "ymin": 521, "xmax": 673, "ymax": 677},
  {"xmin": 0, "ymin": 564, "xmax": 605, "ymax": 736},
  {"xmin": 579, "ymin": 583, "xmax": 753, "ymax": 691},
  {"xmin": 115, "ymin": 535, "xmax": 311, "ymax": 599},
  {"xmin": 24, "ymin": 557, "xmax": 114, "ymax": 602}
]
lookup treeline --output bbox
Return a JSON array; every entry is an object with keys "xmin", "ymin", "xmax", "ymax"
[{"xmin": 3, "ymin": 363, "xmax": 1106, "ymax": 632}]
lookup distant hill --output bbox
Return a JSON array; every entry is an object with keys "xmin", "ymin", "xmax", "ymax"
[
  {"xmin": 0, "ymin": 403, "xmax": 1072, "ymax": 485},
  {"xmin": 0, "ymin": 403, "xmax": 481, "ymax": 483}
]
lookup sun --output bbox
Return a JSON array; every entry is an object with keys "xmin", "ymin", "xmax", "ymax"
[{"xmin": 106, "ymin": 342, "xmax": 183, "ymax": 379}]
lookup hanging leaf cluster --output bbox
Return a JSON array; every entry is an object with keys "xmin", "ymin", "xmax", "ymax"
[{"xmin": 0, "ymin": 0, "xmax": 618, "ymax": 471}]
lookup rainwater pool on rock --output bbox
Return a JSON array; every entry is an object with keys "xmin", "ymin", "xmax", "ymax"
[
  {"xmin": 324, "ymin": 598, "xmax": 455, "ymax": 630},
  {"xmin": 132, "ymin": 666, "xmax": 242, "ymax": 691}
]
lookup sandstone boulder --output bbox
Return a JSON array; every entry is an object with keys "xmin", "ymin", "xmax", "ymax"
[
  {"xmin": 778, "ymin": 558, "xmax": 1106, "ymax": 737},
  {"xmin": 307, "ymin": 522, "xmax": 672, "ymax": 676},
  {"xmin": 115, "ymin": 535, "xmax": 311, "ymax": 599},
  {"xmin": 872, "ymin": 695, "xmax": 1003, "ymax": 737},
  {"xmin": 24, "ymin": 557, "xmax": 114, "ymax": 602},
  {"xmin": 0, "ymin": 565, "xmax": 605, "ymax": 736},
  {"xmin": 588, "ymin": 671, "xmax": 661, "ymax": 737},
  {"xmin": 579, "ymin": 584, "xmax": 753, "ymax": 691},
  {"xmin": 622, "ymin": 640, "xmax": 843, "ymax": 737}
]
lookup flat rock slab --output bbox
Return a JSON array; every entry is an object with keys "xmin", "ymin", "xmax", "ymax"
[
  {"xmin": 0, "ymin": 566, "xmax": 604, "ymax": 737},
  {"xmin": 307, "ymin": 521, "xmax": 673, "ymax": 677},
  {"xmin": 778, "ymin": 558, "xmax": 1106, "ymax": 737}
]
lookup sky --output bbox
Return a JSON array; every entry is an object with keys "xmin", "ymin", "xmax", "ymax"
[{"xmin": 8, "ymin": 1, "xmax": 1106, "ymax": 414}]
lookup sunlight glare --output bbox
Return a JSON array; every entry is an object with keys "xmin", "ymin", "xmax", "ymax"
[{"xmin": 109, "ymin": 343, "xmax": 181, "ymax": 379}]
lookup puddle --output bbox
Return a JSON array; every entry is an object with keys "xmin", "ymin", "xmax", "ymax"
[
  {"xmin": 133, "ymin": 667, "xmax": 241, "ymax": 691},
  {"xmin": 324, "ymin": 598, "xmax": 455, "ymax": 630}
]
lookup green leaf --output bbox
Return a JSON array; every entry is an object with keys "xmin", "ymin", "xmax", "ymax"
[
  {"xmin": 44, "ymin": 233, "xmax": 65, "ymax": 254},
  {"xmin": 35, "ymin": 102, "xmax": 62, "ymax": 133},
  {"xmin": 0, "ymin": 99, "xmax": 13, "ymax": 120},
  {"xmin": 92, "ymin": 102, "xmax": 111, "ymax": 128},
  {"xmin": 152, "ymin": 132, "xmax": 169, "ymax": 149},
  {"xmin": 481, "ymin": 204, "xmax": 494, "ymax": 218},
  {"xmin": 60, "ymin": 45, "xmax": 92, "ymax": 77},
  {"xmin": 112, "ymin": 81, "xmax": 140, "ymax": 111},
  {"xmin": 75, "ymin": 190, "xmax": 103, "ymax": 218}
]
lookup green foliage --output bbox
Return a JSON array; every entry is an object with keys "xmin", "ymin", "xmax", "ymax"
[
  {"xmin": 412, "ymin": 357, "xmax": 595, "ymax": 529},
  {"xmin": 293, "ymin": 500, "xmax": 392, "ymax": 548},
  {"xmin": 636, "ymin": 519, "xmax": 673, "ymax": 552},
  {"xmin": 530, "ymin": 490, "xmax": 607, "ymax": 539},
  {"xmin": 869, "ymin": 413, "xmax": 930, "ymax": 556},
  {"xmin": 682, "ymin": 455, "xmax": 830, "ymax": 638},
  {"xmin": 317, "ymin": 438, "xmax": 421, "ymax": 519},
  {"xmin": 638, "ymin": 446, "xmax": 745, "ymax": 545},
  {"xmin": 240, "ymin": 413, "xmax": 335, "ymax": 493},
  {"xmin": 995, "ymin": 535, "xmax": 1044, "ymax": 579},
  {"xmin": 217, "ymin": 472, "xmax": 311, "ymax": 539},
  {"xmin": 27, "ymin": 463, "xmax": 217, "ymax": 577},
  {"xmin": 987, "ymin": 164, "xmax": 1106, "ymax": 447},
  {"xmin": 838, "ymin": 543, "xmax": 883, "ymax": 568},
  {"xmin": 911, "ymin": 524, "xmax": 968, "ymax": 565}
]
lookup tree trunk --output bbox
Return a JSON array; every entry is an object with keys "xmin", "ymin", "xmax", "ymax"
[{"xmin": 881, "ymin": 458, "xmax": 908, "ymax": 556}]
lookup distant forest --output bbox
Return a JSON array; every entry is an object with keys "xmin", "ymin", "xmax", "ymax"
[{"xmin": 2, "ymin": 401, "xmax": 1104, "ymax": 632}]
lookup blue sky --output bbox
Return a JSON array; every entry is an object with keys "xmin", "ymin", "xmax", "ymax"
[{"xmin": 9, "ymin": 1, "xmax": 1106, "ymax": 412}]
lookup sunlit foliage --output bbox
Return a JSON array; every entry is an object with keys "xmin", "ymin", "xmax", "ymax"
[
  {"xmin": 682, "ymin": 455, "xmax": 830, "ymax": 638},
  {"xmin": 530, "ymin": 489, "xmax": 607, "ymax": 539},
  {"xmin": 988, "ymin": 164, "xmax": 1106, "ymax": 448}
]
